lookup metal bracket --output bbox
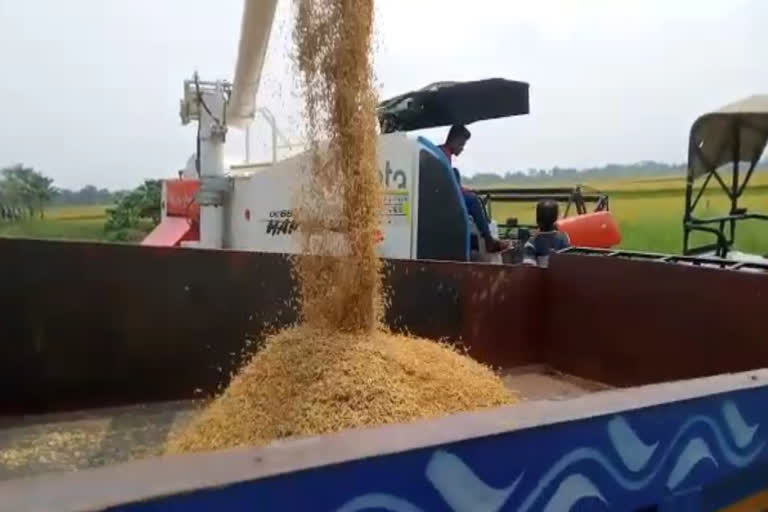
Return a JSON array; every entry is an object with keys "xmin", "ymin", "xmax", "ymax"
[
  {"xmin": 196, "ymin": 176, "xmax": 232, "ymax": 207},
  {"xmin": 209, "ymin": 123, "xmax": 228, "ymax": 144}
]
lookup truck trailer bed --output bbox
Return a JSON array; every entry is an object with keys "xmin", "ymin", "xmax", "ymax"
[
  {"xmin": 3, "ymin": 241, "xmax": 768, "ymax": 509},
  {"xmin": 0, "ymin": 366, "xmax": 611, "ymax": 481}
]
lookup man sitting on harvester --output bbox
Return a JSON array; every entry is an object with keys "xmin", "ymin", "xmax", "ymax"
[
  {"xmin": 523, "ymin": 199, "xmax": 571, "ymax": 268},
  {"xmin": 439, "ymin": 124, "xmax": 508, "ymax": 253}
]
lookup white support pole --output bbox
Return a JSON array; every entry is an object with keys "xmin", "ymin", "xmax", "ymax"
[
  {"xmin": 198, "ymin": 85, "xmax": 227, "ymax": 250},
  {"xmin": 244, "ymin": 125, "xmax": 251, "ymax": 164},
  {"xmin": 257, "ymin": 107, "xmax": 281, "ymax": 164}
]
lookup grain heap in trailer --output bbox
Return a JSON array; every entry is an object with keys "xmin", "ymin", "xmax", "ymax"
[{"xmin": 3, "ymin": 1, "xmax": 768, "ymax": 511}]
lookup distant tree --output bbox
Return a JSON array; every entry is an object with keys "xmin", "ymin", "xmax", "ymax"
[
  {"xmin": 464, "ymin": 172, "xmax": 504, "ymax": 186},
  {"xmin": 54, "ymin": 184, "xmax": 120, "ymax": 205},
  {"xmin": 462, "ymin": 160, "xmax": 689, "ymax": 186},
  {"xmin": 29, "ymin": 172, "xmax": 57, "ymax": 218},
  {"xmin": 104, "ymin": 179, "xmax": 161, "ymax": 242},
  {"xmin": 0, "ymin": 164, "xmax": 57, "ymax": 218}
]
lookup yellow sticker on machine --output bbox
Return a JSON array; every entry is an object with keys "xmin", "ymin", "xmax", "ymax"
[{"xmin": 384, "ymin": 190, "xmax": 410, "ymax": 219}]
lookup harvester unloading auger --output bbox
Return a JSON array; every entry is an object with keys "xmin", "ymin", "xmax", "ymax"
[
  {"xmin": 142, "ymin": 0, "xmax": 622, "ymax": 265},
  {"xmin": 3, "ymin": 1, "xmax": 768, "ymax": 510}
]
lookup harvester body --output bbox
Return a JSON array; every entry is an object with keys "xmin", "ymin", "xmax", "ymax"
[{"xmin": 146, "ymin": 78, "xmax": 622, "ymax": 264}]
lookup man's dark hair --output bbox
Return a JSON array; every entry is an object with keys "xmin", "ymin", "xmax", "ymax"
[
  {"xmin": 536, "ymin": 199, "xmax": 559, "ymax": 231},
  {"xmin": 446, "ymin": 124, "xmax": 471, "ymax": 143}
]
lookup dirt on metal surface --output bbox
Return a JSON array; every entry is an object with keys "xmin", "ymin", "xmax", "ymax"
[
  {"xmin": 501, "ymin": 365, "xmax": 613, "ymax": 401},
  {"xmin": 0, "ymin": 401, "xmax": 200, "ymax": 481},
  {"xmin": 0, "ymin": 364, "xmax": 612, "ymax": 478},
  {"xmin": 2, "ymin": 362, "xmax": 607, "ymax": 477}
]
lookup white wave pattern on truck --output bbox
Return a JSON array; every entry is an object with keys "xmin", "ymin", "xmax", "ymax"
[{"xmin": 335, "ymin": 400, "xmax": 763, "ymax": 512}]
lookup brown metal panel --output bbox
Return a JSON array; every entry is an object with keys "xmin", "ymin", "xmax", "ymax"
[
  {"xmin": 386, "ymin": 260, "xmax": 545, "ymax": 368},
  {"xmin": 0, "ymin": 239, "xmax": 545, "ymax": 415},
  {"xmin": 0, "ymin": 239, "xmax": 297, "ymax": 413},
  {"xmin": 546, "ymin": 253, "xmax": 768, "ymax": 387}
]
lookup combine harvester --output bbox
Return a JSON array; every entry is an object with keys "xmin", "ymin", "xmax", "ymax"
[
  {"xmin": 141, "ymin": 9, "xmax": 621, "ymax": 263},
  {"xmin": 2, "ymin": 1, "xmax": 768, "ymax": 510}
]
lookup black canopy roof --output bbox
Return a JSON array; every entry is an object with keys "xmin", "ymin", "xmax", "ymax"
[{"xmin": 377, "ymin": 78, "xmax": 530, "ymax": 133}]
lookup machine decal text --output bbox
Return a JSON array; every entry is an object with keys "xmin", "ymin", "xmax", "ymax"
[
  {"xmin": 384, "ymin": 191, "xmax": 410, "ymax": 217},
  {"xmin": 266, "ymin": 218, "xmax": 298, "ymax": 236},
  {"xmin": 381, "ymin": 161, "xmax": 407, "ymax": 190},
  {"xmin": 266, "ymin": 210, "xmax": 297, "ymax": 235}
]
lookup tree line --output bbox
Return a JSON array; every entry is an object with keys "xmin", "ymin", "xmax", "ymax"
[
  {"xmin": 0, "ymin": 165, "xmax": 57, "ymax": 220},
  {"xmin": 0, "ymin": 164, "xmax": 155, "ymax": 233},
  {"xmin": 55, "ymin": 185, "xmax": 124, "ymax": 206},
  {"xmin": 461, "ymin": 160, "xmax": 767, "ymax": 186},
  {"xmin": 3, "ymin": 158, "xmax": 764, "ymax": 234},
  {"xmin": 0, "ymin": 164, "xmax": 132, "ymax": 222}
]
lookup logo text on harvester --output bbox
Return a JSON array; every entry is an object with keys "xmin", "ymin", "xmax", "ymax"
[
  {"xmin": 265, "ymin": 209, "xmax": 298, "ymax": 236},
  {"xmin": 380, "ymin": 161, "xmax": 407, "ymax": 189}
]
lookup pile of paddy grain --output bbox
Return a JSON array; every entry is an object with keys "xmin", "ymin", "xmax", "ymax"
[{"xmin": 167, "ymin": 326, "xmax": 517, "ymax": 453}]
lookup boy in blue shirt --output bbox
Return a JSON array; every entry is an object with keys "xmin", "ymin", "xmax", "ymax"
[{"xmin": 523, "ymin": 199, "xmax": 571, "ymax": 268}]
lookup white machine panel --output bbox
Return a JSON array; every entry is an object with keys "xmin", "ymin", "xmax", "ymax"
[
  {"xmin": 227, "ymin": 133, "xmax": 419, "ymax": 259},
  {"xmin": 377, "ymin": 133, "xmax": 419, "ymax": 259}
]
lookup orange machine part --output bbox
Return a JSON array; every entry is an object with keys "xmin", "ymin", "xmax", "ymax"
[
  {"xmin": 141, "ymin": 217, "xmax": 197, "ymax": 247},
  {"xmin": 555, "ymin": 211, "xmax": 621, "ymax": 248},
  {"xmin": 165, "ymin": 179, "xmax": 200, "ymax": 221},
  {"xmin": 140, "ymin": 179, "xmax": 201, "ymax": 247}
]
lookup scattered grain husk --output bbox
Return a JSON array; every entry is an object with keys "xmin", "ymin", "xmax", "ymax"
[
  {"xmin": 167, "ymin": 326, "xmax": 517, "ymax": 453},
  {"xmin": 168, "ymin": 0, "xmax": 518, "ymax": 455}
]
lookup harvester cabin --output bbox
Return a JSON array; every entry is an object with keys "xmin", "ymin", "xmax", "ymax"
[{"xmin": 378, "ymin": 78, "xmax": 530, "ymax": 262}]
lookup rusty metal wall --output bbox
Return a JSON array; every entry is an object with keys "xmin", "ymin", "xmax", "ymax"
[
  {"xmin": 5, "ymin": 237, "xmax": 768, "ymax": 416},
  {"xmin": 386, "ymin": 260, "xmax": 545, "ymax": 368},
  {"xmin": 0, "ymin": 238, "xmax": 543, "ymax": 414},
  {"xmin": 0, "ymin": 239, "xmax": 296, "ymax": 413},
  {"xmin": 546, "ymin": 253, "xmax": 768, "ymax": 387}
]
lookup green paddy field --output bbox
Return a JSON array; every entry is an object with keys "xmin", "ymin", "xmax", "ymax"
[{"xmin": 1, "ymin": 173, "xmax": 766, "ymax": 255}]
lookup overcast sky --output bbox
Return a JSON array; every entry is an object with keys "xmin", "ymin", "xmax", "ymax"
[{"xmin": 0, "ymin": 0, "xmax": 766, "ymax": 190}]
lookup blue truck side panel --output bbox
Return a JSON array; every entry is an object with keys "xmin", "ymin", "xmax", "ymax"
[{"xmin": 112, "ymin": 386, "xmax": 768, "ymax": 511}]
